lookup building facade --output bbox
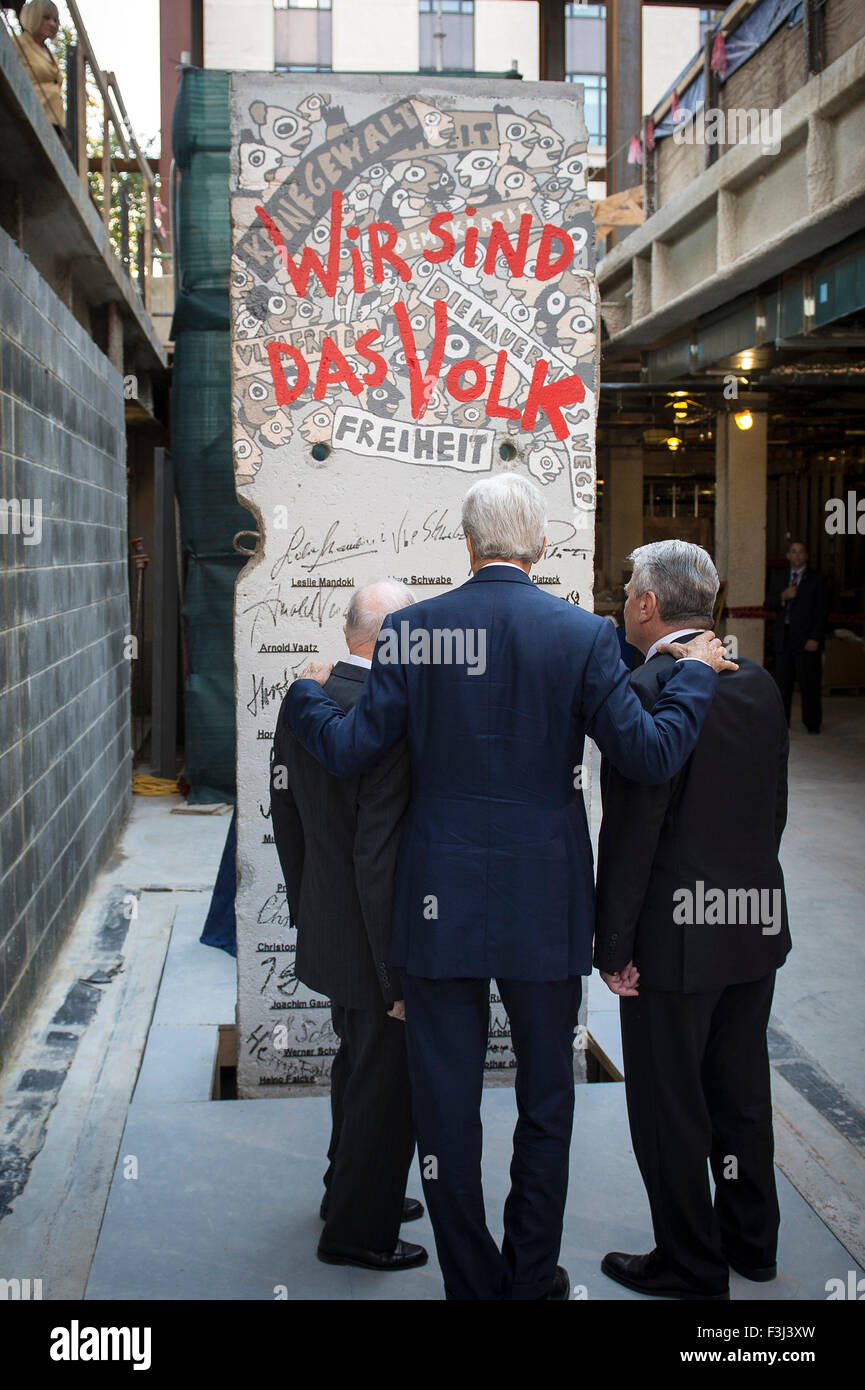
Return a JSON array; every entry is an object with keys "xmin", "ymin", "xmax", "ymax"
[
  {"xmin": 161, "ymin": 1, "xmax": 713, "ymax": 209},
  {"xmin": 0, "ymin": 13, "xmax": 169, "ymax": 1063}
]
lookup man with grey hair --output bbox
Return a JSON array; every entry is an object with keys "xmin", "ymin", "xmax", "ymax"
[
  {"xmin": 286, "ymin": 475, "xmax": 735, "ymax": 1301},
  {"xmin": 271, "ymin": 578, "xmax": 428, "ymax": 1274},
  {"xmin": 595, "ymin": 539, "xmax": 791, "ymax": 1300}
]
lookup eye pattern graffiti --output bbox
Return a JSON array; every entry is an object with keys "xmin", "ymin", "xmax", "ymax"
[{"xmin": 230, "ymin": 93, "xmax": 597, "ymax": 511}]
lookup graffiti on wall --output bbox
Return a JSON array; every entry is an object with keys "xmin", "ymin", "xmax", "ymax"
[{"xmin": 230, "ymin": 76, "xmax": 597, "ymax": 1095}]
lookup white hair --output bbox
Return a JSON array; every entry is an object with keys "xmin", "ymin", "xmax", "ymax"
[
  {"xmin": 345, "ymin": 578, "xmax": 415, "ymax": 646},
  {"xmin": 461, "ymin": 473, "xmax": 546, "ymax": 563},
  {"xmin": 628, "ymin": 539, "xmax": 719, "ymax": 625}
]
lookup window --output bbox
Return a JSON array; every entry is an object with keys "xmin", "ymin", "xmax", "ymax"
[
  {"xmin": 644, "ymin": 477, "xmax": 715, "ymax": 522},
  {"xmin": 566, "ymin": 2, "xmax": 605, "ymax": 142},
  {"xmin": 419, "ymin": 0, "xmax": 475, "ymax": 73},
  {"xmin": 274, "ymin": 0, "xmax": 332, "ymax": 72},
  {"xmin": 567, "ymin": 73, "xmax": 606, "ymax": 145}
]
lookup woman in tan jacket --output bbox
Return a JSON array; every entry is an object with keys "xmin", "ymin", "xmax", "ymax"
[{"xmin": 14, "ymin": 1, "xmax": 64, "ymax": 133}]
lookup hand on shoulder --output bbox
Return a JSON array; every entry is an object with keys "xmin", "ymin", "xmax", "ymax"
[
  {"xmin": 295, "ymin": 660, "xmax": 334, "ymax": 686},
  {"xmin": 656, "ymin": 631, "xmax": 738, "ymax": 673}
]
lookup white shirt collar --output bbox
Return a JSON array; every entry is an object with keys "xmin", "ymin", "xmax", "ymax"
[
  {"xmin": 476, "ymin": 561, "xmax": 528, "ymax": 572},
  {"xmin": 344, "ymin": 653, "xmax": 372, "ymax": 669},
  {"xmin": 644, "ymin": 628, "xmax": 704, "ymax": 663}
]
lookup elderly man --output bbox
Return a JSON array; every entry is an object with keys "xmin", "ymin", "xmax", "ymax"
[
  {"xmin": 271, "ymin": 578, "xmax": 427, "ymax": 1273},
  {"xmin": 595, "ymin": 540, "xmax": 791, "ymax": 1300},
  {"xmin": 285, "ymin": 474, "xmax": 734, "ymax": 1301}
]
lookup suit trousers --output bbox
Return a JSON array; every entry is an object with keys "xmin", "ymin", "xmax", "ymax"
[
  {"xmin": 619, "ymin": 973, "xmax": 779, "ymax": 1292},
  {"xmin": 402, "ymin": 973, "xmax": 582, "ymax": 1300},
  {"xmin": 322, "ymin": 1001, "xmax": 416, "ymax": 1251},
  {"xmin": 774, "ymin": 631, "xmax": 822, "ymax": 731}
]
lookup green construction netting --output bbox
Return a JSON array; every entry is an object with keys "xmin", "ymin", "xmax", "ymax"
[
  {"xmin": 170, "ymin": 68, "xmax": 248, "ymax": 803},
  {"xmin": 181, "ymin": 554, "xmax": 244, "ymax": 803},
  {"xmin": 177, "ymin": 150, "xmax": 232, "ymax": 293},
  {"xmin": 171, "ymin": 330, "xmax": 250, "ymax": 555},
  {"xmin": 171, "ymin": 67, "xmax": 231, "ymax": 167}
]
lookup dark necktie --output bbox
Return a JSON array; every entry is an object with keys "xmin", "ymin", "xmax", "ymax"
[{"xmin": 785, "ymin": 569, "xmax": 801, "ymax": 623}]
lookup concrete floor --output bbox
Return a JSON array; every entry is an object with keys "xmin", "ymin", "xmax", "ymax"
[
  {"xmin": 81, "ymin": 892, "xmax": 862, "ymax": 1302},
  {"xmin": 773, "ymin": 696, "xmax": 865, "ymax": 1107},
  {"xmin": 1, "ymin": 693, "xmax": 863, "ymax": 1299}
]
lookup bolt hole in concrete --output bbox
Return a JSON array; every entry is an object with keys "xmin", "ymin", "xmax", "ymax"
[
  {"xmin": 311, "ymin": 442, "xmax": 330, "ymax": 461},
  {"xmin": 499, "ymin": 441, "xmax": 517, "ymax": 461}
]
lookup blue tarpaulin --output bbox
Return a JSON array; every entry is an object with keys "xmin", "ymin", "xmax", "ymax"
[
  {"xmin": 724, "ymin": 0, "xmax": 803, "ymax": 83},
  {"xmin": 653, "ymin": 0, "xmax": 804, "ymax": 142}
]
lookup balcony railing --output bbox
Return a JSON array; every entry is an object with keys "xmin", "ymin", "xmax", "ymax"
[{"xmin": 2, "ymin": 0, "xmax": 167, "ymax": 313}]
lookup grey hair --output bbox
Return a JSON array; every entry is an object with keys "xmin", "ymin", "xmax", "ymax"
[
  {"xmin": 345, "ymin": 578, "xmax": 415, "ymax": 646},
  {"xmin": 20, "ymin": 1, "xmax": 59, "ymax": 35},
  {"xmin": 627, "ymin": 539, "xmax": 719, "ymax": 626},
  {"xmin": 461, "ymin": 473, "xmax": 546, "ymax": 563}
]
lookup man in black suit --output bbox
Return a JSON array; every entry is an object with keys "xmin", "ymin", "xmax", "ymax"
[
  {"xmin": 270, "ymin": 578, "xmax": 427, "ymax": 1273},
  {"xmin": 765, "ymin": 538, "xmax": 829, "ymax": 733},
  {"xmin": 594, "ymin": 539, "xmax": 792, "ymax": 1300}
]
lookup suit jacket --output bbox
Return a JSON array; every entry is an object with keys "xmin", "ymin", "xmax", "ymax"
[
  {"xmin": 270, "ymin": 660, "xmax": 410, "ymax": 1010},
  {"xmin": 594, "ymin": 636, "xmax": 792, "ymax": 992},
  {"xmin": 284, "ymin": 567, "xmax": 720, "ymax": 982},
  {"xmin": 765, "ymin": 566, "xmax": 829, "ymax": 653}
]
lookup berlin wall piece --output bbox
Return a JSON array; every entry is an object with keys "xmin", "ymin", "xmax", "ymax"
[{"xmin": 229, "ymin": 74, "xmax": 598, "ymax": 1097}]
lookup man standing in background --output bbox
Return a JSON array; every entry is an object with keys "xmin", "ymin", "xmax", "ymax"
[
  {"xmin": 765, "ymin": 539, "xmax": 829, "ymax": 734},
  {"xmin": 270, "ymin": 578, "xmax": 426, "ymax": 1274}
]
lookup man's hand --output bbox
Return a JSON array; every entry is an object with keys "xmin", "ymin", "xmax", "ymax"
[
  {"xmin": 387, "ymin": 999, "xmax": 406, "ymax": 1021},
  {"xmin": 656, "ymin": 630, "xmax": 738, "ymax": 673},
  {"xmin": 600, "ymin": 962, "xmax": 640, "ymax": 997},
  {"xmin": 295, "ymin": 660, "xmax": 333, "ymax": 685},
  {"xmin": 781, "ymin": 586, "xmax": 798, "ymax": 601},
  {"xmin": 804, "ymin": 639, "xmax": 819, "ymax": 652}
]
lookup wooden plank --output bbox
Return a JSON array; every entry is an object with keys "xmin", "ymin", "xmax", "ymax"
[
  {"xmin": 101, "ymin": 99, "xmax": 110, "ymax": 232},
  {"xmin": 143, "ymin": 188, "xmax": 153, "ymax": 312},
  {"xmin": 649, "ymin": 0, "xmax": 763, "ymax": 125},
  {"xmin": 88, "ymin": 156, "xmax": 160, "ymax": 176},
  {"xmin": 73, "ymin": 43, "xmax": 87, "ymax": 185},
  {"xmin": 594, "ymin": 184, "xmax": 643, "ymax": 243},
  {"xmin": 107, "ymin": 74, "xmax": 155, "ymax": 190},
  {"xmin": 151, "ymin": 448, "xmax": 179, "ymax": 781}
]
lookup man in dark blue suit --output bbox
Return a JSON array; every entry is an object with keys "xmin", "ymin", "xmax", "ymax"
[{"xmin": 283, "ymin": 474, "xmax": 736, "ymax": 1300}]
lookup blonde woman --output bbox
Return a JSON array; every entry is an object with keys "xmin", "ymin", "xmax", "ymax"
[{"xmin": 14, "ymin": 1, "xmax": 64, "ymax": 134}]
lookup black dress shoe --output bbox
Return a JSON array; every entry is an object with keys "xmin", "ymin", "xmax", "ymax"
[
  {"xmin": 317, "ymin": 1237, "xmax": 428, "ymax": 1271},
  {"xmin": 724, "ymin": 1251, "xmax": 777, "ymax": 1282},
  {"xmin": 601, "ymin": 1250, "xmax": 729, "ymax": 1300},
  {"xmin": 319, "ymin": 1195, "xmax": 424, "ymax": 1223},
  {"xmin": 540, "ymin": 1266, "xmax": 570, "ymax": 1300}
]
